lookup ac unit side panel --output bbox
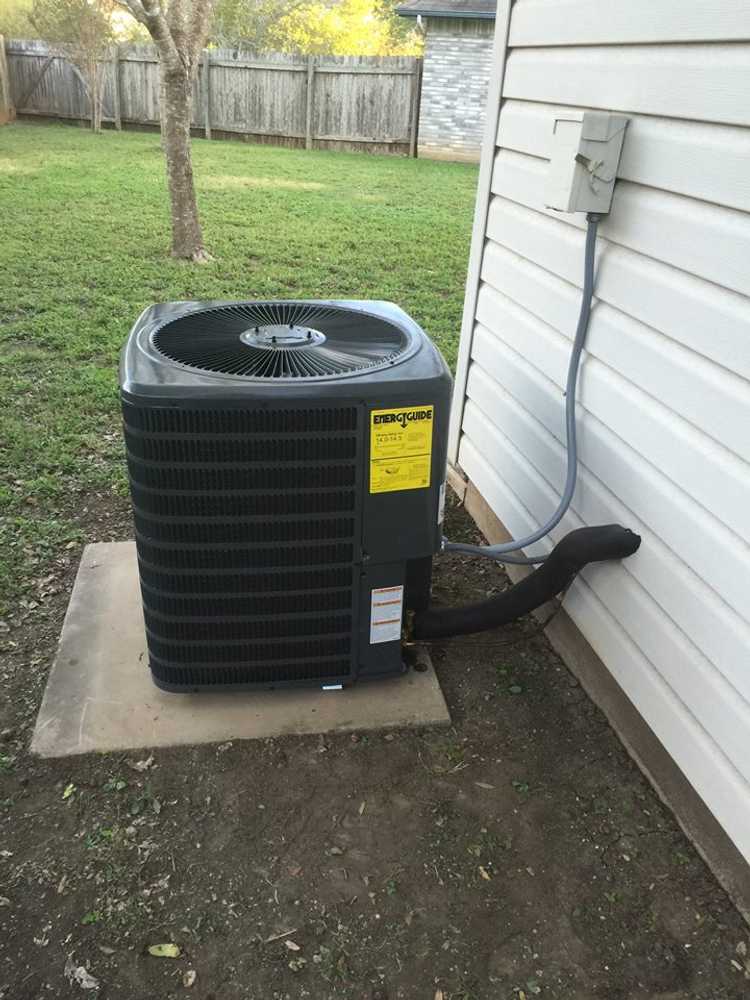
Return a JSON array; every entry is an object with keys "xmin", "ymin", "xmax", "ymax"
[{"xmin": 124, "ymin": 399, "xmax": 366, "ymax": 691}]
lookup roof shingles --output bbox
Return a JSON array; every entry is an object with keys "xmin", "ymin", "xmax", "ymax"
[{"xmin": 396, "ymin": 0, "xmax": 496, "ymax": 19}]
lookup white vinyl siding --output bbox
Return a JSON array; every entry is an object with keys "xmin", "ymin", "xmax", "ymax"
[{"xmin": 451, "ymin": 1, "xmax": 750, "ymax": 860}]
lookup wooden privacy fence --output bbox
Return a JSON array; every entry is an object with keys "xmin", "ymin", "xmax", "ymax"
[{"xmin": 4, "ymin": 38, "xmax": 423, "ymax": 155}]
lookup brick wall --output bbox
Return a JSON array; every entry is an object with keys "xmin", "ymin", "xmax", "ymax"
[{"xmin": 418, "ymin": 16, "xmax": 495, "ymax": 162}]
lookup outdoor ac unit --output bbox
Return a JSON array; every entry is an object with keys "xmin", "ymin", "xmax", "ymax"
[{"xmin": 120, "ymin": 300, "xmax": 451, "ymax": 691}]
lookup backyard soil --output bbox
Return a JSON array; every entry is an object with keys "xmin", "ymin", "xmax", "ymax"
[{"xmin": 1, "ymin": 492, "xmax": 749, "ymax": 1000}]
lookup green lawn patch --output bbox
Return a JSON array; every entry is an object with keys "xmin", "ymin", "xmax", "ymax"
[{"xmin": 0, "ymin": 122, "xmax": 477, "ymax": 615}]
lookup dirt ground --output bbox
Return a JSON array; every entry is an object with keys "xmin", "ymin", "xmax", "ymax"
[{"xmin": 1, "ymin": 494, "xmax": 749, "ymax": 1000}]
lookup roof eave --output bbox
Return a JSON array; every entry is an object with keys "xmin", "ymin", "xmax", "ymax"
[{"xmin": 396, "ymin": 9, "xmax": 496, "ymax": 19}]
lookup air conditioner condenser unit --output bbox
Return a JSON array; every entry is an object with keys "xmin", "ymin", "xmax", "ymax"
[{"xmin": 120, "ymin": 299, "xmax": 452, "ymax": 692}]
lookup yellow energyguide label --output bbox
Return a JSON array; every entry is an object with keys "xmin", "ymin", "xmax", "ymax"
[{"xmin": 369, "ymin": 405, "xmax": 433, "ymax": 494}]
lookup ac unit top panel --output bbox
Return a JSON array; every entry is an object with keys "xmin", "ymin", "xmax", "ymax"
[{"xmin": 120, "ymin": 299, "xmax": 450, "ymax": 402}]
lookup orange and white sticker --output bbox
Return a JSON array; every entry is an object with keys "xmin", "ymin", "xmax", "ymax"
[{"xmin": 370, "ymin": 585, "xmax": 404, "ymax": 644}]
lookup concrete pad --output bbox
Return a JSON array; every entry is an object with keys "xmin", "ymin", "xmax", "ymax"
[{"xmin": 32, "ymin": 542, "xmax": 450, "ymax": 758}]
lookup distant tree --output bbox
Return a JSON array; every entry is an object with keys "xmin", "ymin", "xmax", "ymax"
[
  {"xmin": 0, "ymin": 0, "xmax": 35, "ymax": 38},
  {"xmin": 117, "ymin": 0, "xmax": 214, "ymax": 262},
  {"xmin": 210, "ymin": 0, "xmax": 421, "ymax": 56},
  {"xmin": 210, "ymin": 0, "xmax": 298, "ymax": 50},
  {"xmin": 30, "ymin": 0, "xmax": 116, "ymax": 131},
  {"xmin": 271, "ymin": 0, "xmax": 421, "ymax": 56}
]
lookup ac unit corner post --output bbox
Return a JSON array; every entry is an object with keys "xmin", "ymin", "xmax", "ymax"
[{"xmin": 120, "ymin": 299, "xmax": 452, "ymax": 693}]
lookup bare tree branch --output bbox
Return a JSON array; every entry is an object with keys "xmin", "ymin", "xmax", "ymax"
[
  {"xmin": 117, "ymin": 0, "xmax": 181, "ymax": 72},
  {"xmin": 114, "ymin": 0, "xmax": 148, "ymax": 23},
  {"xmin": 187, "ymin": 0, "xmax": 214, "ymax": 75},
  {"xmin": 165, "ymin": 0, "xmax": 189, "ymax": 72}
]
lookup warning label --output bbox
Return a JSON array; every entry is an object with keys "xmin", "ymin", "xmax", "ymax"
[
  {"xmin": 370, "ymin": 585, "xmax": 404, "ymax": 644},
  {"xmin": 369, "ymin": 405, "xmax": 433, "ymax": 494}
]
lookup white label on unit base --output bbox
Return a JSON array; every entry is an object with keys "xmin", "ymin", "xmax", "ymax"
[{"xmin": 370, "ymin": 585, "xmax": 404, "ymax": 644}]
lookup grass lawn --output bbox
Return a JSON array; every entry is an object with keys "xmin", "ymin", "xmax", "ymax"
[{"xmin": 0, "ymin": 122, "xmax": 478, "ymax": 619}]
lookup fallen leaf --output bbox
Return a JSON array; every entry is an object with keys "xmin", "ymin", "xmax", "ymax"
[
  {"xmin": 64, "ymin": 956, "xmax": 99, "ymax": 991},
  {"xmin": 475, "ymin": 781, "xmax": 494, "ymax": 790},
  {"xmin": 478, "ymin": 866, "xmax": 492, "ymax": 881},
  {"xmin": 129, "ymin": 755, "xmax": 154, "ymax": 773},
  {"xmin": 285, "ymin": 940, "xmax": 301, "ymax": 952},
  {"xmin": 62, "ymin": 783, "xmax": 76, "ymax": 800},
  {"xmin": 434, "ymin": 991, "xmax": 444, "ymax": 1000},
  {"xmin": 0, "ymin": 897, "xmax": 10, "ymax": 907},
  {"xmin": 264, "ymin": 928, "xmax": 297, "ymax": 944},
  {"xmin": 183, "ymin": 969, "xmax": 197, "ymax": 987},
  {"xmin": 147, "ymin": 943, "xmax": 180, "ymax": 958},
  {"xmin": 737, "ymin": 941, "xmax": 748, "ymax": 958},
  {"xmin": 287, "ymin": 865, "xmax": 302, "ymax": 877},
  {"xmin": 329, "ymin": 846, "xmax": 344, "ymax": 856},
  {"xmin": 358, "ymin": 801, "xmax": 366, "ymax": 816},
  {"xmin": 97, "ymin": 945, "xmax": 115, "ymax": 956}
]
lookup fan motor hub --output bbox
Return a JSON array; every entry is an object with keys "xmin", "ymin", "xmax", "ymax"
[{"xmin": 240, "ymin": 324, "xmax": 326, "ymax": 350}]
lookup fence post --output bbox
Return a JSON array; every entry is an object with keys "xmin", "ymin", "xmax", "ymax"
[
  {"xmin": 0, "ymin": 36, "xmax": 14, "ymax": 124},
  {"xmin": 305, "ymin": 55, "xmax": 315, "ymax": 150},
  {"xmin": 111, "ymin": 44, "xmax": 122, "ymax": 130},
  {"xmin": 409, "ymin": 57, "xmax": 423, "ymax": 158},
  {"xmin": 202, "ymin": 48, "xmax": 211, "ymax": 139}
]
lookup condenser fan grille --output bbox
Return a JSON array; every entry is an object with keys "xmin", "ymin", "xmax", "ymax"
[
  {"xmin": 123, "ymin": 403, "xmax": 362, "ymax": 689},
  {"xmin": 151, "ymin": 302, "xmax": 412, "ymax": 380}
]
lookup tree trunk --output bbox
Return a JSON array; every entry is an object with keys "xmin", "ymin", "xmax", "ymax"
[
  {"xmin": 161, "ymin": 66, "xmax": 208, "ymax": 261},
  {"xmin": 91, "ymin": 60, "xmax": 97, "ymax": 131},
  {"xmin": 92, "ymin": 61, "xmax": 102, "ymax": 132}
]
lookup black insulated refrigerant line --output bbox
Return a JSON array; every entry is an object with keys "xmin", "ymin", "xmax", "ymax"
[{"xmin": 413, "ymin": 525, "xmax": 641, "ymax": 640}]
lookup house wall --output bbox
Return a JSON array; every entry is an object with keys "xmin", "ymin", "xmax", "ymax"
[
  {"xmin": 418, "ymin": 16, "xmax": 494, "ymax": 161},
  {"xmin": 451, "ymin": 0, "xmax": 750, "ymax": 860}
]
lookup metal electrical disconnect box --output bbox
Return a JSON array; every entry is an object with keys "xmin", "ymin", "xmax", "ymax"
[{"xmin": 545, "ymin": 111, "xmax": 629, "ymax": 215}]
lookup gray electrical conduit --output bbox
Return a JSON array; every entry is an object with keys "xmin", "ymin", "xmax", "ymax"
[{"xmin": 443, "ymin": 212, "xmax": 602, "ymax": 566}]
